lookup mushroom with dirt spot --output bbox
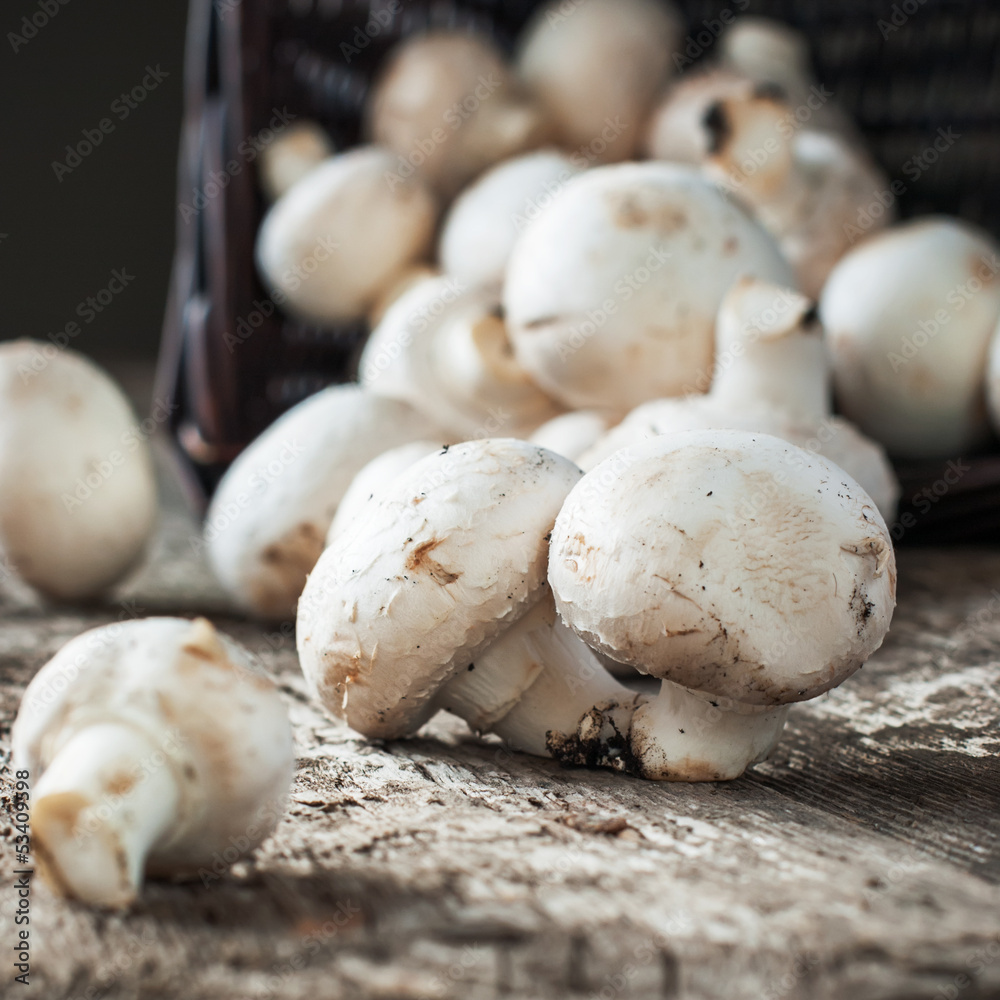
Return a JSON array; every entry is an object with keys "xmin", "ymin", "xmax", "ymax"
[
  {"xmin": 297, "ymin": 438, "xmax": 644, "ymax": 763},
  {"xmin": 12, "ymin": 617, "xmax": 294, "ymax": 908},
  {"xmin": 548, "ymin": 429, "xmax": 896, "ymax": 780},
  {"xmin": 0, "ymin": 341, "xmax": 157, "ymax": 602},
  {"xmin": 206, "ymin": 384, "xmax": 447, "ymax": 621}
]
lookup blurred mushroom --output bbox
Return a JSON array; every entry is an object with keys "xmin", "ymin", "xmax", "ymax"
[
  {"xmin": 0, "ymin": 341, "xmax": 157, "ymax": 602},
  {"xmin": 258, "ymin": 120, "xmax": 335, "ymax": 201},
  {"xmin": 256, "ymin": 146, "xmax": 437, "ymax": 323},
  {"xmin": 549, "ymin": 430, "xmax": 897, "ymax": 779},
  {"xmin": 820, "ymin": 217, "xmax": 1000, "ymax": 459},
  {"xmin": 367, "ymin": 32, "xmax": 548, "ymax": 199},
  {"xmin": 529, "ymin": 410, "xmax": 614, "ymax": 464},
  {"xmin": 516, "ymin": 0, "xmax": 682, "ymax": 164},
  {"xmin": 503, "ymin": 161, "xmax": 795, "ymax": 412},
  {"xmin": 205, "ymin": 384, "xmax": 446, "ymax": 621},
  {"xmin": 13, "ymin": 617, "xmax": 293, "ymax": 908},
  {"xmin": 360, "ymin": 275, "xmax": 563, "ymax": 440}
]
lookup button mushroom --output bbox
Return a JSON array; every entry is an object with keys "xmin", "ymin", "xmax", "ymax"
[
  {"xmin": 12, "ymin": 617, "xmax": 294, "ymax": 908},
  {"xmin": 820, "ymin": 217, "xmax": 1000, "ymax": 459},
  {"xmin": 258, "ymin": 119, "xmax": 335, "ymax": 201},
  {"xmin": 360, "ymin": 275, "xmax": 563, "ymax": 441},
  {"xmin": 529, "ymin": 410, "xmax": 615, "ymax": 464},
  {"xmin": 366, "ymin": 32, "xmax": 547, "ymax": 199},
  {"xmin": 297, "ymin": 438, "xmax": 642, "ymax": 758},
  {"xmin": 255, "ymin": 146, "xmax": 437, "ymax": 324},
  {"xmin": 515, "ymin": 0, "xmax": 682, "ymax": 164},
  {"xmin": 503, "ymin": 161, "xmax": 796, "ymax": 413},
  {"xmin": 439, "ymin": 149, "xmax": 582, "ymax": 293},
  {"xmin": 205, "ymin": 384, "xmax": 446, "ymax": 621},
  {"xmin": 549, "ymin": 429, "xmax": 897, "ymax": 780},
  {"xmin": 580, "ymin": 277, "xmax": 900, "ymax": 519},
  {"xmin": 0, "ymin": 341, "xmax": 157, "ymax": 602}
]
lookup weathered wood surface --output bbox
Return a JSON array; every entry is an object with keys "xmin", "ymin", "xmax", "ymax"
[{"xmin": 1, "ymin": 442, "xmax": 999, "ymax": 1000}]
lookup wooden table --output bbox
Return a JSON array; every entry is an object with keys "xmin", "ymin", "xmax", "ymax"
[{"xmin": 1, "ymin": 442, "xmax": 998, "ymax": 1000}]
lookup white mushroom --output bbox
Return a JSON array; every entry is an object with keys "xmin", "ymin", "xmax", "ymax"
[
  {"xmin": 549, "ymin": 429, "xmax": 897, "ymax": 780},
  {"xmin": 503, "ymin": 161, "xmax": 796, "ymax": 412},
  {"xmin": 297, "ymin": 438, "xmax": 643, "ymax": 759},
  {"xmin": 703, "ymin": 90, "xmax": 892, "ymax": 296},
  {"xmin": 256, "ymin": 146, "xmax": 437, "ymax": 323},
  {"xmin": 579, "ymin": 278, "xmax": 900, "ymax": 519},
  {"xmin": 366, "ymin": 32, "xmax": 548, "ymax": 199},
  {"xmin": 529, "ymin": 410, "xmax": 614, "ymax": 464},
  {"xmin": 12, "ymin": 617, "xmax": 293, "ymax": 908},
  {"xmin": 515, "ymin": 0, "xmax": 682, "ymax": 164},
  {"xmin": 0, "ymin": 341, "xmax": 157, "ymax": 602},
  {"xmin": 820, "ymin": 217, "xmax": 1000, "ymax": 459},
  {"xmin": 205, "ymin": 384, "xmax": 446, "ymax": 621},
  {"xmin": 439, "ymin": 150, "xmax": 582, "ymax": 293},
  {"xmin": 987, "ymin": 320, "xmax": 1000, "ymax": 435},
  {"xmin": 258, "ymin": 120, "xmax": 335, "ymax": 201},
  {"xmin": 360, "ymin": 275, "xmax": 563, "ymax": 440},
  {"xmin": 325, "ymin": 439, "xmax": 442, "ymax": 545}
]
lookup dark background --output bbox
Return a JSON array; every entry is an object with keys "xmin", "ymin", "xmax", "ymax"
[{"xmin": 1, "ymin": 0, "xmax": 188, "ymax": 364}]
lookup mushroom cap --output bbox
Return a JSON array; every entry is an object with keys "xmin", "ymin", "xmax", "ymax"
[
  {"xmin": 0, "ymin": 341, "xmax": 157, "ymax": 601},
  {"xmin": 549, "ymin": 430, "xmax": 896, "ymax": 707},
  {"xmin": 529, "ymin": 410, "xmax": 614, "ymax": 463},
  {"xmin": 360, "ymin": 275, "xmax": 563, "ymax": 439},
  {"xmin": 516, "ymin": 0, "xmax": 681, "ymax": 163},
  {"xmin": 820, "ymin": 217, "xmax": 1000, "ymax": 459},
  {"xmin": 206, "ymin": 384, "xmax": 444, "ymax": 621},
  {"xmin": 258, "ymin": 120, "xmax": 335, "ymax": 201},
  {"xmin": 325, "ymin": 439, "xmax": 443, "ymax": 545},
  {"xmin": 13, "ymin": 617, "xmax": 293, "ymax": 876},
  {"xmin": 255, "ymin": 146, "xmax": 437, "ymax": 323},
  {"xmin": 987, "ymin": 320, "xmax": 1000, "ymax": 434},
  {"xmin": 645, "ymin": 69, "xmax": 753, "ymax": 164},
  {"xmin": 503, "ymin": 162, "xmax": 796, "ymax": 412},
  {"xmin": 439, "ymin": 149, "xmax": 582, "ymax": 292},
  {"xmin": 297, "ymin": 439, "xmax": 582, "ymax": 739},
  {"xmin": 367, "ymin": 32, "xmax": 547, "ymax": 198}
]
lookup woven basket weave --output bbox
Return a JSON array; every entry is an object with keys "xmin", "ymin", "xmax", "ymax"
[{"xmin": 156, "ymin": 0, "xmax": 1000, "ymax": 542}]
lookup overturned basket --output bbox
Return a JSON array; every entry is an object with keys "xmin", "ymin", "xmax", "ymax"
[{"xmin": 156, "ymin": 0, "xmax": 1000, "ymax": 542}]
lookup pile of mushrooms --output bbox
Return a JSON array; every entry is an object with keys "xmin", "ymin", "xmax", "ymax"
[{"xmin": 17, "ymin": 0, "xmax": 1000, "ymax": 912}]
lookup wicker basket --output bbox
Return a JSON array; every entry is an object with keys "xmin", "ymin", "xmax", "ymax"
[{"xmin": 156, "ymin": 0, "xmax": 1000, "ymax": 542}]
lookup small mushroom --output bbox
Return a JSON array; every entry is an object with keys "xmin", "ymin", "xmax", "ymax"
[
  {"xmin": 297, "ymin": 438, "xmax": 642, "ymax": 755},
  {"xmin": 515, "ymin": 0, "xmax": 682, "ymax": 164},
  {"xmin": 820, "ymin": 217, "xmax": 1000, "ymax": 459},
  {"xmin": 12, "ymin": 617, "xmax": 294, "ymax": 907},
  {"xmin": 206, "ymin": 384, "xmax": 446, "ymax": 621},
  {"xmin": 703, "ymin": 90, "xmax": 892, "ymax": 296},
  {"xmin": 503, "ymin": 161, "xmax": 795, "ymax": 412},
  {"xmin": 367, "ymin": 32, "xmax": 548, "ymax": 199},
  {"xmin": 549, "ymin": 429, "xmax": 897, "ymax": 780},
  {"xmin": 529, "ymin": 410, "xmax": 614, "ymax": 464},
  {"xmin": 0, "ymin": 341, "xmax": 157, "ymax": 602},
  {"xmin": 325, "ymin": 439, "xmax": 442, "ymax": 545},
  {"xmin": 360, "ymin": 275, "xmax": 564, "ymax": 440},
  {"xmin": 580, "ymin": 278, "xmax": 900, "ymax": 519},
  {"xmin": 256, "ymin": 146, "xmax": 437, "ymax": 323},
  {"xmin": 439, "ymin": 149, "xmax": 582, "ymax": 293},
  {"xmin": 258, "ymin": 119, "xmax": 335, "ymax": 201},
  {"xmin": 987, "ymin": 322, "xmax": 1000, "ymax": 435}
]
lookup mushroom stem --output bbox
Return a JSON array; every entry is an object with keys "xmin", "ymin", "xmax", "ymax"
[
  {"xmin": 439, "ymin": 596, "xmax": 646, "ymax": 765},
  {"xmin": 629, "ymin": 681, "xmax": 789, "ymax": 781},
  {"xmin": 711, "ymin": 277, "xmax": 831, "ymax": 425},
  {"xmin": 30, "ymin": 722, "xmax": 180, "ymax": 908}
]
